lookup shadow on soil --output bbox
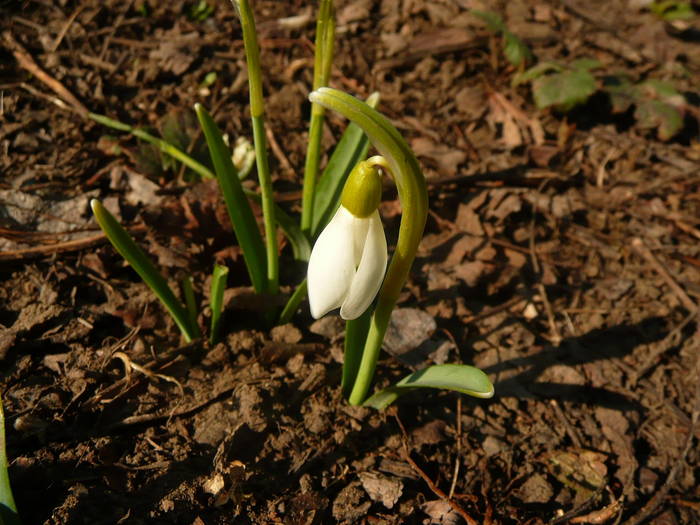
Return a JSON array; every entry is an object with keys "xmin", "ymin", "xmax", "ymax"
[{"xmin": 485, "ymin": 316, "xmax": 666, "ymax": 412}]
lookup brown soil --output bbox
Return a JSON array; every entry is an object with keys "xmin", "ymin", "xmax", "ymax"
[{"xmin": 2, "ymin": 1, "xmax": 700, "ymax": 523}]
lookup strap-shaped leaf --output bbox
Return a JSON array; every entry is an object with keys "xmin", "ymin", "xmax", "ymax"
[
  {"xmin": 363, "ymin": 364, "xmax": 494, "ymax": 410},
  {"xmin": 91, "ymin": 199, "xmax": 197, "ymax": 342},
  {"xmin": 88, "ymin": 112, "xmax": 215, "ymax": 180},
  {"xmin": 278, "ymin": 278, "xmax": 308, "ymax": 325},
  {"xmin": 195, "ymin": 103, "xmax": 267, "ymax": 294},
  {"xmin": 181, "ymin": 275, "xmax": 199, "ymax": 337},
  {"xmin": 209, "ymin": 264, "xmax": 229, "ymax": 345}
]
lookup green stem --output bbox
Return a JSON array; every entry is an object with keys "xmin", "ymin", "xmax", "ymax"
[
  {"xmin": 301, "ymin": 0, "xmax": 335, "ymax": 233},
  {"xmin": 234, "ymin": 0, "xmax": 264, "ymax": 118},
  {"xmin": 301, "ymin": 112, "xmax": 324, "ymax": 232},
  {"xmin": 309, "ymin": 88, "xmax": 428, "ymax": 405},
  {"xmin": 342, "ymin": 307, "xmax": 371, "ymax": 398},
  {"xmin": 236, "ymin": 0, "xmax": 278, "ymax": 295},
  {"xmin": 251, "ymin": 116, "xmax": 278, "ymax": 294}
]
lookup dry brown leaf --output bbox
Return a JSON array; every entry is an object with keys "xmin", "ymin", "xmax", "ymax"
[
  {"xmin": 454, "ymin": 260, "xmax": 486, "ymax": 286},
  {"xmin": 411, "ymin": 137, "xmax": 467, "ymax": 176},
  {"xmin": 455, "ymin": 203, "xmax": 485, "ymax": 236}
]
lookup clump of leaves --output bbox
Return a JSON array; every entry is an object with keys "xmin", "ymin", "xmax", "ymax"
[
  {"xmin": 513, "ymin": 57, "xmax": 689, "ymax": 140},
  {"xmin": 470, "ymin": 9, "xmax": 532, "ymax": 68},
  {"xmin": 603, "ymin": 76, "xmax": 687, "ymax": 140},
  {"xmin": 513, "ymin": 59, "xmax": 601, "ymax": 112}
]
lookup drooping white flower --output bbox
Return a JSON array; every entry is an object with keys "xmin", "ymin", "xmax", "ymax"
[{"xmin": 307, "ymin": 205, "xmax": 387, "ymax": 320}]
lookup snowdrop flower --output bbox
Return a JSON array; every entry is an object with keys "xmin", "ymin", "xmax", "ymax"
[{"xmin": 308, "ymin": 160, "xmax": 387, "ymax": 320}]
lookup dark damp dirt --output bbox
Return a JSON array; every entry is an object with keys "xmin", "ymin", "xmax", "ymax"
[{"xmin": 2, "ymin": 1, "xmax": 700, "ymax": 523}]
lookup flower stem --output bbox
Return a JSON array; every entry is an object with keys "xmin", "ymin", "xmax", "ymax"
[
  {"xmin": 252, "ymin": 115, "xmax": 278, "ymax": 294},
  {"xmin": 346, "ymin": 299, "xmax": 392, "ymax": 405},
  {"xmin": 342, "ymin": 307, "xmax": 371, "ymax": 397},
  {"xmin": 235, "ymin": 0, "xmax": 278, "ymax": 295},
  {"xmin": 301, "ymin": 0, "xmax": 335, "ymax": 234}
]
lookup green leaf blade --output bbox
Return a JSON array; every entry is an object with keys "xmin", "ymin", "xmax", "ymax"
[
  {"xmin": 88, "ymin": 112, "xmax": 215, "ymax": 180},
  {"xmin": 503, "ymin": 31, "xmax": 531, "ymax": 67},
  {"xmin": 512, "ymin": 61, "xmax": 564, "ymax": 87},
  {"xmin": 209, "ymin": 264, "xmax": 229, "ymax": 345},
  {"xmin": 532, "ymin": 69, "xmax": 597, "ymax": 111},
  {"xmin": 91, "ymin": 199, "xmax": 196, "ymax": 342},
  {"xmin": 570, "ymin": 58, "xmax": 602, "ymax": 71},
  {"xmin": 363, "ymin": 364, "xmax": 494, "ymax": 410},
  {"xmin": 635, "ymin": 99, "xmax": 684, "ymax": 141},
  {"xmin": 470, "ymin": 9, "xmax": 505, "ymax": 32},
  {"xmin": 195, "ymin": 103, "xmax": 267, "ymax": 294},
  {"xmin": 278, "ymin": 279, "xmax": 308, "ymax": 325}
]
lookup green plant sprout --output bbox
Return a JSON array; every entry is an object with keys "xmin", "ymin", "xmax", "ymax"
[
  {"xmin": 470, "ymin": 8, "xmax": 693, "ymax": 140},
  {"xmin": 470, "ymin": 9, "xmax": 532, "ymax": 68},
  {"xmin": 513, "ymin": 58, "xmax": 601, "ymax": 112},
  {"xmin": 89, "ymin": 0, "xmax": 494, "ymax": 408},
  {"xmin": 603, "ymin": 77, "xmax": 687, "ymax": 141},
  {"xmin": 187, "ymin": 0, "xmax": 215, "ymax": 22},
  {"xmin": 512, "ymin": 57, "xmax": 689, "ymax": 139}
]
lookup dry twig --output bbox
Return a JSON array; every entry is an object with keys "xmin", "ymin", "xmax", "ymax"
[
  {"xmin": 3, "ymin": 30, "xmax": 88, "ymax": 116},
  {"xmin": 393, "ymin": 413, "xmax": 478, "ymax": 525},
  {"xmin": 632, "ymin": 237, "xmax": 697, "ymax": 312}
]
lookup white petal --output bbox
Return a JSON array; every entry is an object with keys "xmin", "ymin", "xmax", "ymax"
[
  {"xmin": 340, "ymin": 210, "xmax": 387, "ymax": 320},
  {"xmin": 349, "ymin": 213, "xmax": 369, "ymax": 267},
  {"xmin": 307, "ymin": 206, "xmax": 357, "ymax": 318}
]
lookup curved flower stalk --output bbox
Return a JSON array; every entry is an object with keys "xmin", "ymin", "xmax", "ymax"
[
  {"xmin": 308, "ymin": 158, "xmax": 387, "ymax": 320},
  {"xmin": 309, "ymin": 88, "xmax": 429, "ymax": 405}
]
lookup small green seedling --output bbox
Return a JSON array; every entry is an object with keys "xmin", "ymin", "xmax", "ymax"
[
  {"xmin": 513, "ymin": 59, "xmax": 601, "ymax": 112},
  {"xmin": 471, "ymin": 9, "xmax": 532, "ymax": 68},
  {"xmin": 187, "ymin": 0, "xmax": 215, "ymax": 22},
  {"xmin": 604, "ymin": 76, "xmax": 687, "ymax": 140}
]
